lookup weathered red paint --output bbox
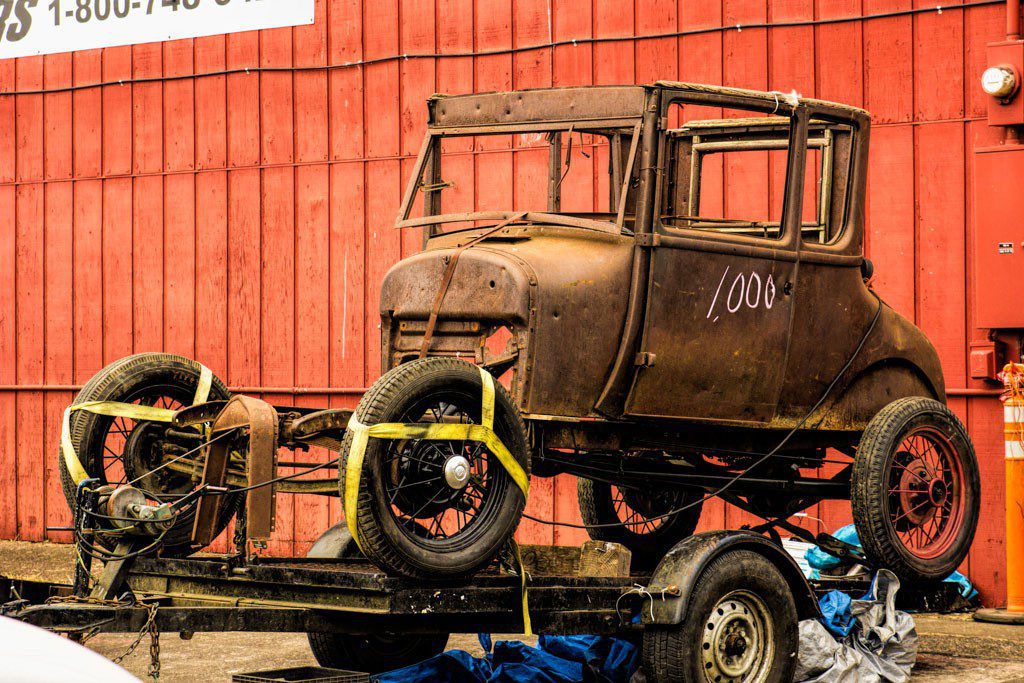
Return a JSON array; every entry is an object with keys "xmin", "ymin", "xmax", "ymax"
[{"xmin": 0, "ymin": 0, "xmax": 1011, "ymax": 604}]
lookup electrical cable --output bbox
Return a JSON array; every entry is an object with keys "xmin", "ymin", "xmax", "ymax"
[
  {"xmin": 0, "ymin": 1, "xmax": 1000, "ymax": 97},
  {"xmin": 523, "ymin": 293, "xmax": 885, "ymax": 530}
]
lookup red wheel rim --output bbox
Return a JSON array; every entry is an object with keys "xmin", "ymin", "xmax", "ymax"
[
  {"xmin": 611, "ymin": 486, "xmax": 666, "ymax": 535},
  {"xmin": 886, "ymin": 425, "xmax": 965, "ymax": 560}
]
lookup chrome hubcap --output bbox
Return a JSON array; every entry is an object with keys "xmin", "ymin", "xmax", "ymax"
[{"xmin": 443, "ymin": 455, "xmax": 471, "ymax": 489}]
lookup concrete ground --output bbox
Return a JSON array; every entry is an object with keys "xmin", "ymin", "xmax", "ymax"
[{"xmin": 5, "ymin": 541, "xmax": 1024, "ymax": 682}]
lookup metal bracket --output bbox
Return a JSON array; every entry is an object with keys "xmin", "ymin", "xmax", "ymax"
[
  {"xmin": 634, "ymin": 351, "xmax": 657, "ymax": 367},
  {"xmin": 634, "ymin": 232, "xmax": 661, "ymax": 247}
]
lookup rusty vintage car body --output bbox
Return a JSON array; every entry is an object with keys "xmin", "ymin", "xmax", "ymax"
[
  {"xmin": 370, "ymin": 81, "xmax": 976, "ymax": 580},
  {"xmin": 53, "ymin": 82, "xmax": 980, "ymax": 683},
  {"xmin": 383, "ymin": 84, "xmax": 941, "ymax": 438}
]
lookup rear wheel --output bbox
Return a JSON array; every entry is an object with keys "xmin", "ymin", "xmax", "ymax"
[
  {"xmin": 641, "ymin": 549, "xmax": 798, "ymax": 682},
  {"xmin": 578, "ymin": 478, "xmax": 703, "ymax": 569},
  {"xmin": 852, "ymin": 397, "xmax": 980, "ymax": 582},
  {"xmin": 57, "ymin": 353, "xmax": 238, "ymax": 556},
  {"xmin": 339, "ymin": 357, "xmax": 529, "ymax": 579}
]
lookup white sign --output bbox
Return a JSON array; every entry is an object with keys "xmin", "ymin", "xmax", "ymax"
[{"xmin": 0, "ymin": 0, "xmax": 315, "ymax": 60}]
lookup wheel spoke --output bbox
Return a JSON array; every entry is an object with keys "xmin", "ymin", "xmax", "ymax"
[{"xmin": 891, "ymin": 498, "xmax": 931, "ymax": 525}]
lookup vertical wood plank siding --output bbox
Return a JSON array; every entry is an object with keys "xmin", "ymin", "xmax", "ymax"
[{"xmin": 0, "ymin": 0, "xmax": 1010, "ymax": 605}]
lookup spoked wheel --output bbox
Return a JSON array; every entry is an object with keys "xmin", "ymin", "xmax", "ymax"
[
  {"xmin": 57, "ymin": 353, "xmax": 239, "ymax": 556},
  {"xmin": 578, "ymin": 478, "xmax": 703, "ymax": 569},
  {"xmin": 642, "ymin": 550, "xmax": 797, "ymax": 682},
  {"xmin": 384, "ymin": 396, "xmax": 493, "ymax": 541},
  {"xmin": 852, "ymin": 397, "xmax": 980, "ymax": 582},
  {"xmin": 340, "ymin": 358, "xmax": 529, "ymax": 579}
]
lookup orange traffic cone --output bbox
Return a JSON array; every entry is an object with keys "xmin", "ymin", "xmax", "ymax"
[{"xmin": 976, "ymin": 363, "xmax": 1024, "ymax": 624}]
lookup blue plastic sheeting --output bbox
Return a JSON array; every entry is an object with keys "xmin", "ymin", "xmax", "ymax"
[
  {"xmin": 374, "ymin": 634, "xmax": 639, "ymax": 683},
  {"xmin": 805, "ymin": 525, "xmax": 861, "ymax": 570},
  {"xmin": 818, "ymin": 590, "xmax": 856, "ymax": 637},
  {"xmin": 802, "ymin": 525, "xmax": 977, "ymax": 600}
]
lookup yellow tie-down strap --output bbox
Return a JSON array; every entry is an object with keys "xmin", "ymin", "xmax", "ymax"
[
  {"xmin": 344, "ymin": 366, "xmax": 532, "ymax": 633},
  {"xmin": 61, "ymin": 364, "xmax": 214, "ymax": 486}
]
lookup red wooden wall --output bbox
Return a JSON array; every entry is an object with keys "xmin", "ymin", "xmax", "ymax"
[{"xmin": 0, "ymin": 0, "xmax": 1013, "ymax": 605}]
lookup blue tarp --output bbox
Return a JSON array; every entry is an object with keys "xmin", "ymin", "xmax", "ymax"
[
  {"xmin": 818, "ymin": 589, "xmax": 855, "ymax": 637},
  {"xmin": 802, "ymin": 525, "xmax": 978, "ymax": 601},
  {"xmin": 375, "ymin": 634, "xmax": 639, "ymax": 683}
]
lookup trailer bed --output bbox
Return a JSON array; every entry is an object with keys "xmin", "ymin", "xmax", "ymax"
[{"xmin": 2, "ymin": 544, "xmax": 969, "ymax": 640}]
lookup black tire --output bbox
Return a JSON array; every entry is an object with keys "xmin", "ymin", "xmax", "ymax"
[
  {"xmin": 305, "ymin": 524, "xmax": 449, "ymax": 674},
  {"xmin": 852, "ymin": 396, "xmax": 980, "ymax": 582},
  {"xmin": 641, "ymin": 550, "xmax": 798, "ymax": 683},
  {"xmin": 308, "ymin": 631, "xmax": 450, "ymax": 674},
  {"xmin": 338, "ymin": 357, "xmax": 529, "ymax": 579},
  {"xmin": 57, "ymin": 353, "xmax": 238, "ymax": 556},
  {"xmin": 578, "ymin": 479, "xmax": 703, "ymax": 569}
]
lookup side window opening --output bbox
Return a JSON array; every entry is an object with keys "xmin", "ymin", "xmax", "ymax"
[{"xmin": 660, "ymin": 113, "xmax": 854, "ymax": 244}]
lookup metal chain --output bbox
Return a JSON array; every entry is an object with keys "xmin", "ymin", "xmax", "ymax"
[
  {"xmin": 148, "ymin": 601, "xmax": 161, "ymax": 681},
  {"xmin": 108, "ymin": 601, "xmax": 159, "ymax": 678}
]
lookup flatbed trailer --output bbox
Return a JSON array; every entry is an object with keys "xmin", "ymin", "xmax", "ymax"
[{"xmin": 1, "ymin": 530, "xmax": 969, "ymax": 682}]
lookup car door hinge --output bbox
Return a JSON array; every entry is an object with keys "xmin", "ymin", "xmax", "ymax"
[
  {"xmin": 635, "ymin": 233, "xmax": 660, "ymax": 247},
  {"xmin": 634, "ymin": 351, "xmax": 657, "ymax": 367}
]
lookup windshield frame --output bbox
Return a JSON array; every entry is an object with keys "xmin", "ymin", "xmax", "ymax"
[{"xmin": 395, "ymin": 119, "xmax": 643, "ymax": 236}]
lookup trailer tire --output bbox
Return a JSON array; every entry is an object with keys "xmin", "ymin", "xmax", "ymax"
[
  {"xmin": 307, "ymin": 632, "xmax": 449, "ymax": 674},
  {"xmin": 852, "ymin": 396, "xmax": 980, "ymax": 582},
  {"xmin": 304, "ymin": 522, "xmax": 449, "ymax": 674},
  {"xmin": 339, "ymin": 357, "xmax": 529, "ymax": 578},
  {"xmin": 577, "ymin": 478, "xmax": 703, "ymax": 569},
  {"xmin": 641, "ymin": 549, "xmax": 797, "ymax": 683},
  {"xmin": 57, "ymin": 353, "xmax": 238, "ymax": 556}
]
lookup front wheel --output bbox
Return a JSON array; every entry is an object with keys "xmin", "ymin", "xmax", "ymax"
[
  {"xmin": 339, "ymin": 357, "xmax": 529, "ymax": 579},
  {"xmin": 641, "ymin": 550, "xmax": 798, "ymax": 682},
  {"xmin": 851, "ymin": 397, "xmax": 980, "ymax": 582}
]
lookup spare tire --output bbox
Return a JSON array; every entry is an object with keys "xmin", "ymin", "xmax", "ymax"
[{"xmin": 57, "ymin": 353, "xmax": 239, "ymax": 556}]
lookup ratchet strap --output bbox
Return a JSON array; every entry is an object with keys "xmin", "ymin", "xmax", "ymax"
[
  {"xmin": 61, "ymin": 364, "xmax": 214, "ymax": 486},
  {"xmin": 507, "ymin": 538, "xmax": 533, "ymax": 636},
  {"xmin": 343, "ymin": 365, "xmax": 532, "ymax": 632}
]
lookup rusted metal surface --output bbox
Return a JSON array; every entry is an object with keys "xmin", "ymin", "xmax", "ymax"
[
  {"xmin": 191, "ymin": 395, "xmax": 279, "ymax": 548},
  {"xmin": 380, "ymin": 82, "xmax": 945, "ymax": 516},
  {"xmin": 385, "ymin": 83, "xmax": 941, "ymax": 433}
]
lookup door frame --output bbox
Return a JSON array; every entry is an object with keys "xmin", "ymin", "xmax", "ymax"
[{"xmin": 621, "ymin": 106, "xmax": 812, "ymax": 422}]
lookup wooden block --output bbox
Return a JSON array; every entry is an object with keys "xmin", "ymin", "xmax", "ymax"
[{"xmin": 578, "ymin": 540, "xmax": 632, "ymax": 578}]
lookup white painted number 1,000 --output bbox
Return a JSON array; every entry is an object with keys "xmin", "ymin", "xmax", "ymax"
[{"xmin": 706, "ymin": 266, "xmax": 777, "ymax": 322}]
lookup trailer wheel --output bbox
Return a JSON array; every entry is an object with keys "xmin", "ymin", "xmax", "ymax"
[
  {"xmin": 339, "ymin": 357, "xmax": 529, "ymax": 578},
  {"xmin": 304, "ymin": 522, "xmax": 450, "ymax": 674},
  {"xmin": 577, "ymin": 479, "xmax": 703, "ymax": 569},
  {"xmin": 307, "ymin": 631, "xmax": 449, "ymax": 674},
  {"xmin": 57, "ymin": 353, "xmax": 239, "ymax": 556},
  {"xmin": 852, "ymin": 396, "xmax": 980, "ymax": 582},
  {"xmin": 642, "ymin": 550, "xmax": 797, "ymax": 683}
]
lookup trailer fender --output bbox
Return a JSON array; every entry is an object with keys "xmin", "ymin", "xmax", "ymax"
[
  {"xmin": 307, "ymin": 522, "xmax": 362, "ymax": 560},
  {"xmin": 641, "ymin": 530, "xmax": 819, "ymax": 626}
]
